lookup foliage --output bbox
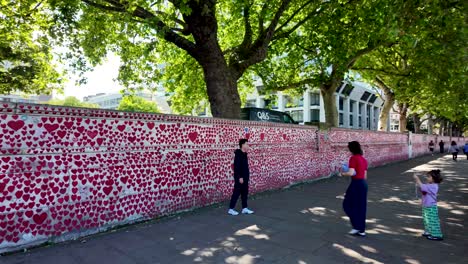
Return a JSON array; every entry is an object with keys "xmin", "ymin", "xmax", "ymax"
[
  {"xmin": 117, "ymin": 95, "xmax": 159, "ymax": 113},
  {"xmin": 354, "ymin": 1, "xmax": 467, "ymax": 128},
  {"xmin": 0, "ymin": 0, "xmax": 64, "ymax": 95},
  {"xmin": 47, "ymin": 96, "xmax": 99, "ymax": 108}
]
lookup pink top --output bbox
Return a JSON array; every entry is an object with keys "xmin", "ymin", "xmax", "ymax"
[{"xmin": 420, "ymin": 183, "xmax": 439, "ymax": 207}]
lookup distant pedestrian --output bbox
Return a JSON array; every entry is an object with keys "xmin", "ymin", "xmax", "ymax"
[
  {"xmin": 340, "ymin": 141, "xmax": 368, "ymax": 237},
  {"xmin": 448, "ymin": 141, "xmax": 459, "ymax": 161},
  {"xmin": 463, "ymin": 142, "xmax": 468, "ymax": 160},
  {"xmin": 428, "ymin": 140, "xmax": 435, "ymax": 156},
  {"xmin": 413, "ymin": 170, "xmax": 443, "ymax": 241},
  {"xmin": 228, "ymin": 139, "xmax": 254, "ymax": 216},
  {"xmin": 439, "ymin": 140, "xmax": 445, "ymax": 154}
]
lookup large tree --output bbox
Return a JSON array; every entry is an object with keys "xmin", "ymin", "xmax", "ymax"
[
  {"xmin": 254, "ymin": 0, "xmax": 406, "ymax": 127},
  {"xmin": 354, "ymin": 0, "xmax": 467, "ymax": 132},
  {"xmin": 15, "ymin": 0, "xmax": 329, "ymax": 119},
  {"xmin": 0, "ymin": 1, "xmax": 63, "ymax": 94}
]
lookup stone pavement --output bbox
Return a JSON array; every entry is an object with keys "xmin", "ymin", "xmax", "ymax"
[{"xmin": 2, "ymin": 154, "xmax": 467, "ymax": 264}]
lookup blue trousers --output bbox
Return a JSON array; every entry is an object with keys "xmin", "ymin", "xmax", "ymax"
[{"xmin": 343, "ymin": 179, "xmax": 368, "ymax": 232}]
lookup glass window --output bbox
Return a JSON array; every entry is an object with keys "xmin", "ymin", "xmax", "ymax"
[
  {"xmin": 310, "ymin": 93, "xmax": 320, "ymax": 106},
  {"xmin": 349, "ymin": 114, "xmax": 353, "ymax": 127},
  {"xmin": 339, "ymin": 113, "xmax": 344, "ymax": 126},
  {"xmin": 368, "ymin": 94, "xmax": 377, "ymax": 103},
  {"xmin": 361, "ymin": 91, "xmax": 371, "ymax": 101},
  {"xmin": 350, "ymin": 100, "xmax": 355, "ymax": 112},
  {"xmin": 359, "ymin": 116, "xmax": 362, "ymax": 128},
  {"xmin": 359, "ymin": 103, "xmax": 363, "ymax": 114},
  {"xmin": 289, "ymin": 110, "xmax": 303, "ymax": 122},
  {"xmin": 245, "ymin": 100, "xmax": 256, "ymax": 107},
  {"xmin": 339, "ymin": 97, "xmax": 344, "ymax": 111},
  {"xmin": 341, "ymin": 84, "xmax": 354, "ymax": 96},
  {"xmin": 310, "ymin": 109, "xmax": 320, "ymax": 122}
]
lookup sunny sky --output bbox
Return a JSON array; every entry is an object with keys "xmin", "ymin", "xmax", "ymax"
[{"xmin": 60, "ymin": 53, "xmax": 123, "ymax": 100}]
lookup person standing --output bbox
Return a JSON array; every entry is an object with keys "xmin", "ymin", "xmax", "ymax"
[
  {"xmin": 413, "ymin": 170, "xmax": 444, "ymax": 241},
  {"xmin": 339, "ymin": 141, "xmax": 368, "ymax": 237},
  {"xmin": 449, "ymin": 141, "xmax": 459, "ymax": 161},
  {"xmin": 439, "ymin": 140, "xmax": 445, "ymax": 154},
  {"xmin": 464, "ymin": 142, "xmax": 468, "ymax": 160},
  {"xmin": 428, "ymin": 140, "xmax": 435, "ymax": 156},
  {"xmin": 228, "ymin": 139, "xmax": 254, "ymax": 215}
]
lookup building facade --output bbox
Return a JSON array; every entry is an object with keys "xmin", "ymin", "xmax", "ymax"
[
  {"xmin": 0, "ymin": 94, "xmax": 52, "ymax": 104},
  {"xmin": 83, "ymin": 91, "xmax": 172, "ymax": 114},
  {"xmin": 245, "ymin": 81, "xmax": 384, "ymax": 130}
]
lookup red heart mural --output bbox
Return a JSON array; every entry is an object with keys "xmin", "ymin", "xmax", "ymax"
[{"xmin": 0, "ymin": 103, "xmax": 424, "ymax": 254}]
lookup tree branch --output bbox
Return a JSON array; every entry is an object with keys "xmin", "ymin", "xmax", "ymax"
[
  {"xmin": 82, "ymin": 0, "xmax": 125, "ymax": 12},
  {"xmin": 258, "ymin": 2, "xmax": 269, "ymax": 34},
  {"xmin": 240, "ymin": 1, "xmax": 253, "ymax": 50},
  {"xmin": 274, "ymin": 0, "xmax": 316, "ymax": 36},
  {"xmin": 82, "ymin": 0, "xmax": 198, "ymax": 58},
  {"xmin": 352, "ymin": 67, "xmax": 410, "ymax": 77},
  {"xmin": 230, "ymin": 0, "xmax": 292, "ymax": 77}
]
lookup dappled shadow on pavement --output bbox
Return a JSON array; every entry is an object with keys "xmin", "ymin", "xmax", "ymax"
[{"xmin": 2, "ymin": 154, "xmax": 467, "ymax": 264}]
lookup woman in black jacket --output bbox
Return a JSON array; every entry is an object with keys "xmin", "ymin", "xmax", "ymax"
[{"xmin": 228, "ymin": 139, "xmax": 254, "ymax": 215}]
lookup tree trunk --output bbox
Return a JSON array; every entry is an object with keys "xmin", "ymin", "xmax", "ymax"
[
  {"xmin": 439, "ymin": 121, "xmax": 445, "ymax": 136},
  {"xmin": 413, "ymin": 115, "xmax": 422, "ymax": 133},
  {"xmin": 185, "ymin": 3, "xmax": 241, "ymax": 119},
  {"xmin": 200, "ymin": 56, "xmax": 241, "ymax": 119},
  {"xmin": 399, "ymin": 114, "xmax": 407, "ymax": 133},
  {"xmin": 398, "ymin": 103, "xmax": 408, "ymax": 133},
  {"xmin": 374, "ymin": 77, "xmax": 394, "ymax": 131},
  {"xmin": 321, "ymin": 85, "xmax": 339, "ymax": 128},
  {"xmin": 427, "ymin": 117, "xmax": 434, "ymax": 135}
]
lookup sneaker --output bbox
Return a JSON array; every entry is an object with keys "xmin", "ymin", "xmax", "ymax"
[
  {"xmin": 228, "ymin": 209, "xmax": 239, "ymax": 216},
  {"xmin": 422, "ymin": 232, "xmax": 430, "ymax": 237},
  {"xmin": 349, "ymin": 229, "xmax": 366, "ymax": 237},
  {"xmin": 427, "ymin": 236, "xmax": 443, "ymax": 241},
  {"xmin": 241, "ymin": 208, "xmax": 254, "ymax": 214}
]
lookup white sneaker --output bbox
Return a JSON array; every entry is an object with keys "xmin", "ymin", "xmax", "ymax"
[
  {"xmin": 242, "ymin": 208, "xmax": 254, "ymax": 214},
  {"xmin": 348, "ymin": 229, "xmax": 360, "ymax": 235},
  {"xmin": 228, "ymin": 209, "xmax": 239, "ymax": 216}
]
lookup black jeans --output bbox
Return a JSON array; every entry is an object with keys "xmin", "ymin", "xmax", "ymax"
[
  {"xmin": 452, "ymin": 152, "xmax": 458, "ymax": 161},
  {"xmin": 439, "ymin": 147, "xmax": 444, "ymax": 153},
  {"xmin": 229, "ymin": 181, "xmax": 249, "ymax": 209}
]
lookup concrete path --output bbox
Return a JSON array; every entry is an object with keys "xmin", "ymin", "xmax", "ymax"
[{"xmin": 2, "ymin": 154, "xmax": 468, "ymax": 264}]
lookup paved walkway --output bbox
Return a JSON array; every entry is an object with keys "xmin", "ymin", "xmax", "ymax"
[{"xmin": 2, "ymin": 154, "xmax": 468, "ymax": 264}]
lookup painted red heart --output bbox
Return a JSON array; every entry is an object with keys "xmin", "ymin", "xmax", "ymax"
[
  {"xmin": 33, "ymin": 212, "xmax": 48, "ymax": 225},
  {"xmin": 7, "ymin": 120, "xmax": 25, "ymax": 131},
  {"xmin": 44, "ymin": 124, "xmax": 59, "ymax": 133},
  {"xmin": 188, "ymin": 132, "xmax": 198, "ymax": 142}
]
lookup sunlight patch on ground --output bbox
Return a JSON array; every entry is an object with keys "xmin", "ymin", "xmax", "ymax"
[
  {"xmin": 360, "ymin": 245, "xmax": 378, "ymax": 254},
  {"xmin": 396, "ymin": 214, "xmax": 422, "ymax": 219},
  {"xmin": 403, "ymin": 227, "xmax": 424, "ymax": 234},
  {"xmin": 404, "ymin": 257, "xmax": 422, "ymax": 264},
  {"xmin": 450, "ymin": 210, "xmax": 464, "ymax": 215},
  {"xmin": 333, "ymin": 243, "xmax": 384, "ymax": 264},
  {"xmin": 300, "ymin": 207, "xmax": 337, "ymax": 216},
  {"xmin": 234, "ymin": 225, "xmax": 270, "ymax": 240},
  {"xmin": 225, "ymin": 254, "xmax": 261, "ymax": 264}
]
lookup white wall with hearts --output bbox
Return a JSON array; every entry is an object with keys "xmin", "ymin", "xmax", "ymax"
[{"xmin": 0, "ymin": 102, "xmax": 440, "ymax": 253}]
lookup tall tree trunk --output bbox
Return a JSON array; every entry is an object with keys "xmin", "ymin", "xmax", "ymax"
[
  {"xmin": 398, "ymin": 103, "xmax": 408, "ymax": 133},
  {"xmin": 413, "ymin": 115, "xmax": 422, "ymax": 133},
  {"xmin": 374, "ymin": 77, "xmax": 394, "ymax": 131},
  {"xmin": 439, "ymin": 121, "xmax": 445, "ymax": 136},
  {"xmin": 185, "ymin": 3, "xmax": 241, "ymax": 119},
  {"xmin": 427, "ymin": 117, "xmax": 434, "ymax": 135},
  {"xmin": 321, "ymin": 85, "xmax": 339, "ymax": 128},
  {"xmin": 199, "ymin": 55, "xmax": 241, "ymax": 119}
]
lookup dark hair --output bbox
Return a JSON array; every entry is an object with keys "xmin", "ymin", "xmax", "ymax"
[
  {"xmin": 348, "ymin": 141, "xmax": 363, "ymax": 155},
  {"xmin": 451, "ymin": 141, "xmax": 456, "ymax": 146},
  {"xmin": 428, "ymin": 169, "xmax": 443, "ymax": 184},
  {"xmin": 239, "ymin": 139, "xmax": 248, "ymax": 149}
]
